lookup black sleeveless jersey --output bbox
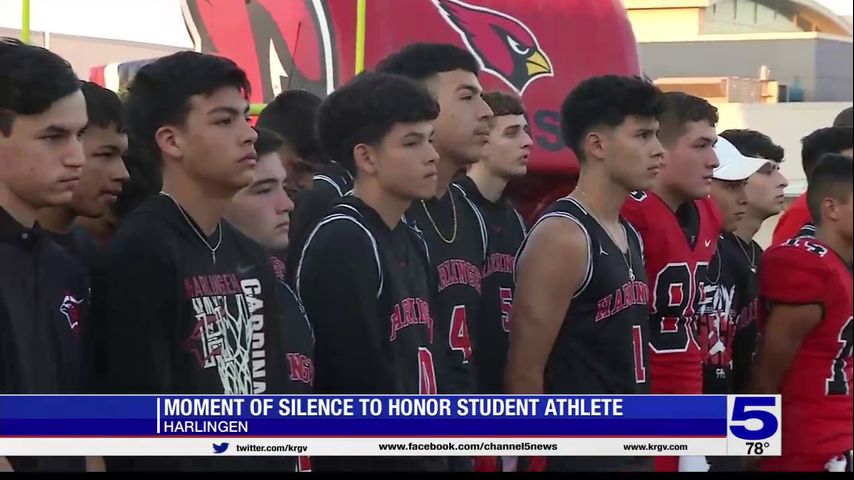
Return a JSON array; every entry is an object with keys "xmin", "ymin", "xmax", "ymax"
[
  {"xmin": 296, "ymin": 196, "xmax": 445, "ymax": 471},
  {"xmin": 521, "ymin": 198, "xmax": 651, "ymax": 395},
  {"xmin": 454, "ymin": 176, "xmax": 527, "ymax": 393},
  {"xmin": 405, "ymin": 184, "xmax": 488, "ymax": 394},
  {"xmin": 519, "ymin": 198, "xmax": 652, "ymax": 472}
]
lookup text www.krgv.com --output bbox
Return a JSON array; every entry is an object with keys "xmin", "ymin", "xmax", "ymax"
[
  {"xmin": 623, "ymin": 443, "xmax": 689, "ymax": 453},
  {"xmin": 378, "ymin": 442, "xmax": 558, "ymax": 452},
  {"xmin": 235, "ymin": 444, "xmax": 308, "ymax": 454}
]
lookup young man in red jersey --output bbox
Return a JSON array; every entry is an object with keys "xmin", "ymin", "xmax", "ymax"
[
  {"xmin": 751, "ymin": 153, "xmax": 852, "ymax": 472},
  {"xmin": 621, "ymin": 92, "xmax": 722, "ymax": 472}
]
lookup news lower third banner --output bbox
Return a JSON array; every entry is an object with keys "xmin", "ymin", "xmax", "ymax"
[{"xmin": 0, "ymin": 395, "xmax": 780, "ymax": 457}]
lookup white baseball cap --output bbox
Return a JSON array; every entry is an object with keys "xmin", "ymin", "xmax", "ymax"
[{"xmin": 713, "ymin": 136, "xmax": 768, "ymax": 181}]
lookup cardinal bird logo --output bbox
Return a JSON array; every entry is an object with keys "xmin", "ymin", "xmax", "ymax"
[
  {"xmin": 434, "ymin": 0, "xmax": 553, "ymax": 95},
  {"xmin": 182, "ymin": 0, "xmax": 336, "ymax": 103}
]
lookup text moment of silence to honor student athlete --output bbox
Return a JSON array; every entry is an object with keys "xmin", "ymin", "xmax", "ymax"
[{"xmin": 0, "ymin": 0, "xmax": 852, "ymax": 474}]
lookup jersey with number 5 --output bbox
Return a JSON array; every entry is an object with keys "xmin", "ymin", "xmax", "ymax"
[
  {"xmin": 621, "ymin": 192, "xmax": 721, "ymax": 395},
  {"xmin": 759, "ymin": 237, "xmax": 853, "ymax": 471}
]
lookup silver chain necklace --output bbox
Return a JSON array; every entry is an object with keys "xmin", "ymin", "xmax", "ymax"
[
  {"xmin": 159, "ymin": 191, "xmax": 222, "ymax": 264},
  {"xmin": 735, "ymin": 236, "xmax": 757, "ymax": 274},
  {"xmin": 574, "ymin": 191, "xmax": 635, "ymax": 281}
]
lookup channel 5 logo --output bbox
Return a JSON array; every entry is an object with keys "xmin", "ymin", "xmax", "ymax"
[{"xmin": 728, "ymin": 396, "xmax": 779, "ymax": 440}]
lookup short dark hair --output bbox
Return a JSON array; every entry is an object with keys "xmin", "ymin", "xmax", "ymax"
[
  {"xmin": 807, "ymin": 153, "xmax": 853, "ymax": 225},
  {"xmin": 560, "ymin": 75, "xmax": 664, "ymax": 162},
  {"xmin": 483, "ymin": 91, "xmax": 525, "ymax": 117},
  {"xmin": 124, "ymin": 51, "xmax": 250, "ymax": 165},
  {"xmin": 256, "ymin": 90, "xmax": 324, "ymax": 164},
  {"xmin": 833, "ymin": 106, "xmax": 852, "ymax": 127},
  {"xmin": 317, "ymin": 72, "xmax": 439, "ymax": 176},
  {"xmin": 0, "ymin": 39, "xmax": 80, "ymax": 137},
  {"xmin": 658, "ymin": 92, "xmax": 719, "ymax": 146},
  {"xmin": 801, "ymin": 126, "xmax": 854, "ymax": 181},
  {"xmin": 720, "ymin": 129, "xmax": 784, "ymax": 162},
  {"xmin": 375, "ymin": 43, "xmax": 479, "ymax": 82},
  {"xmin": 80, "ymin": 81, "xmax": 124, "ymax": 132},
  {"xmin": 254, "ymin": 127, "xmax": 284, "ymax": 158}
]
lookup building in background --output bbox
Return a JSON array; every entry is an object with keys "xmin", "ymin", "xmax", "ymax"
[
  {"xmin": 627, "ymin": 0, "xmax": 852, "ymax": 246},
  {"xmin": 627, "ymin": 0, "xmax": 853, "ymax": 102}
]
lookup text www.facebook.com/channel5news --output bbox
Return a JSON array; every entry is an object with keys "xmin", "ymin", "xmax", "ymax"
[{"xmin": 209, "ymin": 441, "xmax": 688, "ymax": 455}]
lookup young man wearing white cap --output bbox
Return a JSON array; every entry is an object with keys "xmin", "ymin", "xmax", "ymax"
[{"xmin": 697, "ymin": 137, "xmax": 767, "ymax": 471}]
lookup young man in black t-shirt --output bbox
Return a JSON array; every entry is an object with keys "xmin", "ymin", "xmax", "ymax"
[
  {"xmin": 225, "ymin": 128, "xmax": 313, "ymax": 472},
  {"xmin": 455, "ymin": 91, "xmax": 530, "ymax": 395},
  {"xmin": 0, "ymin": 39, "xmax": 91, "ymax": 472},
  {"xmin": 377, "ymin": 44, "xmax": 493, "ymax": 398},
  {"xmin": 698, "ymin": 132, "xmax": 785, "ymax": 472},
  {"xmin": 697, "ymin": 137, "xmax": 766, "ymax": 398},
  {"xmin": 507, "ymin": 76, "xmax": 664, "ymax": 472},
  {"xmin": 718, "ymin": 129, "xmax": 787, "ymax": 392},
  {"xmin": 90, "ymin": 52, "xmax": 289, "ymax": 471},
  {"xmin": 296, "ymin": 72, "xmax": 444, "ymax": 471},
  {"xmin": 37, "ymin": 81, "xmax": 129, "ymax": 264}
]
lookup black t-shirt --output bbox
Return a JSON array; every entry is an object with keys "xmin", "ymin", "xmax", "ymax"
[
  {"xmin": 698, "ymin": 232, "xmax": 761, "ymax": 394},
  {"xmin": 519, "ymin": 198, "xmax": 651, "ymax": 472},
  {"xmin": 286, "ymin": 162, "xmax": 353, "ymax": 284},
  {"xmin": 0, "ymin": 208, "xmax": 90, "ymax": 472},
  {"xmin": 89, "ymin": 194, "xmax": 291, "ymax": 471},
  {"xmin": 405, "ymin": 185, "xmax": 488, "ymax": 394},
  {"xmin": 296, "ymin": 196, "xmax": 445, "ymax": 471},
  {"xmin": 454, "ymin": 176, "xmax": 526, "ymax": 394}
]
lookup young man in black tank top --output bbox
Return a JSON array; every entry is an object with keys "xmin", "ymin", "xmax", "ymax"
[
  {"xmin": 377, "ymin": 44, "xmax": 493, "ymax": 401},
  {"xmin": 225, "ymin": 129, "xmax": 312, "ymax": 472},
  {"xmin": 296, "ymin": 72, "xmax": 445, "ymax": 471},
  {"xmin": 455, "ymin": 91, "xmax": 530, "ymax": 395},
  {"xmin": 507, "ymin": 75, "xmax": 665, "ymax": 472}
]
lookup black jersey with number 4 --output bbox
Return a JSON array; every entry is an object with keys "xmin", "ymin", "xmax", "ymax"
[
  {"xmin": 406, "ymin": 184, "xmax": 488, "ymax": 395},
  {"xmin": 697, "ymin": 232, "xmax": 761, "ymax": 394},
  {"xmin": 454, "ymin": 176, "xmax": 526, "ymax": 393},
  {"xmin": 296, "ymin": 196, "xmax": 445, "ymax": 471},
  {"xmin": 519, "ymin": 198, "xmax": 651, "ymax": 472}
]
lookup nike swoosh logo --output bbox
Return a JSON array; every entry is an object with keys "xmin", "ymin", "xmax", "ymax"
[
  {"xmin": 237, "ymin": 264, "xmax": 255, "ymax": 276},
  {"xmin": 599, "ymin": 246, "xmax": 609, "ymax": 256},
  {"xmin": 704, "ymin": 240, "xmax": 712, "ymax": 248}
]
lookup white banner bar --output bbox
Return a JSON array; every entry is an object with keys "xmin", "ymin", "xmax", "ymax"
[{"xmin": 0, "ymin": 437, "xmax": 736, "ymax": 456}]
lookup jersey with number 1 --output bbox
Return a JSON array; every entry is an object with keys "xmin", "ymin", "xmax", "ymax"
[
  {"xmin": 759, "ymin": 237, "xmax": 853, "ymax": 471},
  {"xmin": 621, "ymin": 192, "xmax": 721, "ymax": 395}
]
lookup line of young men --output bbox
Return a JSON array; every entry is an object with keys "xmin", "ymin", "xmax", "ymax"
[
  {"xmin": 0, "ymin": 41, "xmax": 528, "ymax": 472},
  {"xmin": 505, "ymin": 77, "xmax": 851, "ymax": 473},
  {"xmin": 2, "ymin": 38, "xmax": 851, "ymax": 473}
]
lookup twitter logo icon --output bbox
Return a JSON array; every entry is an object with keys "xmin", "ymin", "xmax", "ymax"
[{"xmin": 212, "ymin": 442, "xmax": 230, "ymax": 454}]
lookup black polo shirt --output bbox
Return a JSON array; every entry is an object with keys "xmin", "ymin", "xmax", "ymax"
[{"xmin": 0, "ymin": 207, "xmax": 89, "ymax": 471}]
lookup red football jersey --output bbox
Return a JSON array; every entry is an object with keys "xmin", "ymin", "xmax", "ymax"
[
  {"xmin": 621, "ymin": 192, "xmax": 722, "ymax": 396},
  {"xmin": 759, "ymin": 237, "xmax": 853, "ymax": 472}
]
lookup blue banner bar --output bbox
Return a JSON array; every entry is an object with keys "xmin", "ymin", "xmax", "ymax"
[{"xmin": 0, "ymin": 395, "xmax": 728, "ymax": 438}]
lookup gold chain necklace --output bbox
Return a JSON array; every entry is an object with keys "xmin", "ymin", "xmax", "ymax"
[{"xmin": 421, "ymin": 192, "xmax": 458, "ymax": 244}]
